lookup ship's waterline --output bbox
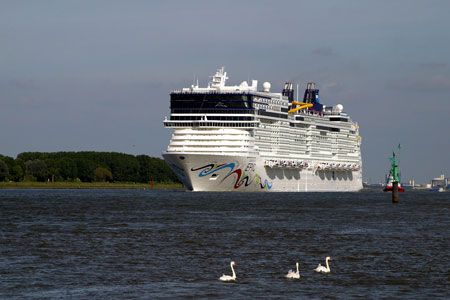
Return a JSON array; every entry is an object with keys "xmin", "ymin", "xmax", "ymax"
[
  {"xmin": 163, "ymin": 153, "xmax": 362, "ymax": 192},
  {"xmin": 163, "ymin": 68, "xmax": 363, "ymax": 192}
]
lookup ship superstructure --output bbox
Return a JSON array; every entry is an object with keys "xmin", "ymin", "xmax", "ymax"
[{"xmin": 163, "ymin": 68, "xmax": 362, "ymax": 191}]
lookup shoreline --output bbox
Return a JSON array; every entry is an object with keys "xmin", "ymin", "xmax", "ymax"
[
  {"xmin": 0, "ymin": 182, "xmax": 185, "ymax": 190},
  {"xmin": 1, "ymin": 183, "xmax": 438, "ymax": 192}
]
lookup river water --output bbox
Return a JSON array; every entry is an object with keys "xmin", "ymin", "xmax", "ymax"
[{"xmin": 1, "ymin": 189, "xmax": 449, "ymax": 299}]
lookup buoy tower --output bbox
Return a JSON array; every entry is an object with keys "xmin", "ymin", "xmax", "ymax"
[{"xmin": 390, "ymin": 152, "xmax": 400, "ymax": 203}]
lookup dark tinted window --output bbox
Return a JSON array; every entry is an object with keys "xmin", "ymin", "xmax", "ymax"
[
  {"xmin": 330, "ymin": 117, "xmax": 348, "ymax": 122},
  {"xmin": 258, "ymin": 110, "xmax": 288, "ymax": 119},
  {"xmin": 170, "ymin": 93, "xmax": 253, "ymax": 109},
  {"xmin": 317, "ymin": 125, "xmax": 340, "ymax": 132}
]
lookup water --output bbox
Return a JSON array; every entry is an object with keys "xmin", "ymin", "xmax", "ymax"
[{"xmin": 1, "ymin": 189, "xmax": 449, "ymax": 299}]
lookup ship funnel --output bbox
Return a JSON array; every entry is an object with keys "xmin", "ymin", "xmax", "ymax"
[
  {"xmin": 303, "ymin": 82, "xmax": 319, "ymax": 103},
  {"xmin": 303, "ymin": 82, "xmax": 324, "ymax": 112},
  {"xmin": 282, "ymin": 82, "xmax": 294, "ymax": 102}
]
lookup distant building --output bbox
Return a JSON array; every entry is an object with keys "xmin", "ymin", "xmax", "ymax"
[
  {"xmin": 431, "ymin": 174, "xmax": 448, "ymax": 188},
  {"xmin": 402, "ymin": 179, "xmax": 417, "ymax": 189}
]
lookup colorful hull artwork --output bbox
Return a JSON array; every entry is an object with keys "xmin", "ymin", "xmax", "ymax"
[{"xmin": 191, "ymin": 163, "xmax": 273, "ymax": 190}]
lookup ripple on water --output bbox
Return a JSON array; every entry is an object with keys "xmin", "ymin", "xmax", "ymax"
[{"xmin": 0, "ymin": 189, "xmax": 449, "ymax": 299}]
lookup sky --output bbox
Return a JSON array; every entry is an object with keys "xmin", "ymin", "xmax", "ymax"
[{"xmin": 1, "ymin": 0, "xmax": 449, "ymax": 184}]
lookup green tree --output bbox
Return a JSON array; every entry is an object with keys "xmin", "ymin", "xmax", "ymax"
[
  {"xmin": 137, "ymin": 155, "xmax": 179, "ymax": 183},
  {"xmin": 17, "ymin": 152, "xmax": 44, "ymax": 162},
  {"xmin": 25, "ymin": 159, "xmax": 48, "ymax": 182},
  {"xmin": 58, "ymin": 158, "xmax": 78, "ymax": 180},
  {"xmin": 0, "ymin": 155, "xmax": 15, "ymax": 174},
  {"xmin": 0, "ymin": 159, "xmax": 9, "ymax": 181},
  {"xmin": 108, "ymin": 153, "xmax": 139, "ymax": 182},
  {"xmin": 10, "ymin": 165, "xmax": 24, "ymax": 182},
  {"xmin": 9, "ymin": 151, "xmax": 179, "ymax": 183},
  {"xmin": 23, "ymin": 174, "xmax": 37, "ymax": 182},
  {"xmin": 76, "ymin": 159, "xmax": 95, "ymax": 182},
  {"xmin": 94, "ymin": 167, "xmax": 113, "ymax": 182},
  {"xmin": 14, "ymin": 158, "xmax": 25, "ymax": 176}
]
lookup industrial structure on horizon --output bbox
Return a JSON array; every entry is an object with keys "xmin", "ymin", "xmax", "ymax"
[{"xmin": 364, "ymin": 173, "xmax": 449, "ymax": 191}]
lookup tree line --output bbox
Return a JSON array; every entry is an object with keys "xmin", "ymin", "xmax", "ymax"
[{"xmin": 0, "ymin": 152, "xmax": 179, "ymax": 183}]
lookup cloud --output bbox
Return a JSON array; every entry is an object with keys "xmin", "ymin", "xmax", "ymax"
[
  {"xmin": 418, "ymin": 62, "xmax": 447, "ymax": 71},
  {"xmin": 388, "ymin": 74, "xmax": 450, "ymax": 92},
  {"xmin": 0, "ymin": 79, "xmax": 41, "ymax": 107},
  {"xmin": 312, "ymin": 47, "xmax": 336, "ymax": 57},
  {"xmin": 320, "ymin": 82, "xmax": 358, "ymax": 104}
]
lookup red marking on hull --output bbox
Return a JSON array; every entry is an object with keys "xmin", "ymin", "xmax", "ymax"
[{"xmin": 383, "ymin": 186, "xmax": 405, "ymax": 192}]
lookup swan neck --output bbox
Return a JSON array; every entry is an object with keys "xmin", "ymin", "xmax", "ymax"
[
  {"xmin": 296, "ymin": 263, "xmax": 299, "ymax": 273},
  {"xmin": 231, "ymin": 263, "xmax": 236, "ymax": 279},
  {"xmin": 325, "ymin": 258, "xmax": 330, "ymax": 271}
]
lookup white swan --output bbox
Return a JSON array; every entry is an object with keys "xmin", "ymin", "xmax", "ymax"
[
  {"xmin": 219, "ymin": 261, "xmax": 237, "ymax": 281},
  {"xmin": 285, "ymin": 262, "xmax": 300, "ymax": 279},
  {"xmin": 314, "ymin": 256, "xmax": 332, "ymax": 273}
]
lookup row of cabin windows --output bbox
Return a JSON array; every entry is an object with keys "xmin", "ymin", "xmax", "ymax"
[
  {"xmin": 165, "ymin": 122, "xmax": 258, "ymax": 127},
  {"xmin": 171, "ymin": 109, "xmax": 255, "ymax": 114},
  {"xmin": 170, "ymin": 116, "xmax": 253, "ymax": 121}
]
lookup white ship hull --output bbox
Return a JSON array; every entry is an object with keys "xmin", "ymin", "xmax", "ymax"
[{"xmin": 164, "ymin": 153, "xmax": 363, "ymax": 192}]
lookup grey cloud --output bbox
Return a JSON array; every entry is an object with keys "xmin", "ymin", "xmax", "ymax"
[
  {"xmin": 419, "ymin": 62, "xmax": 448, "ymax": 70},
  {"xmin": 320, "ymin": 82, "xmax": 358, "ymax": 103},
  {"xmin": 388, "ymin": 75, "xmax": 450, "ymax": 93},
  {"xmin": 312, "ymin": 47, "xmax": 336, "ymax": 57}
]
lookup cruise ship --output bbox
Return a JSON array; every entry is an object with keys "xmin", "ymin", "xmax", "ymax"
[{"xmin": 163, "ymin": 68, "xmax": 362, "ymax": 192}]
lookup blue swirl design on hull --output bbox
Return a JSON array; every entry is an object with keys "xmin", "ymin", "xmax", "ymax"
[{"xmin": 191, "ymin": 163, "xmax": 272, "ymax": 190}]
